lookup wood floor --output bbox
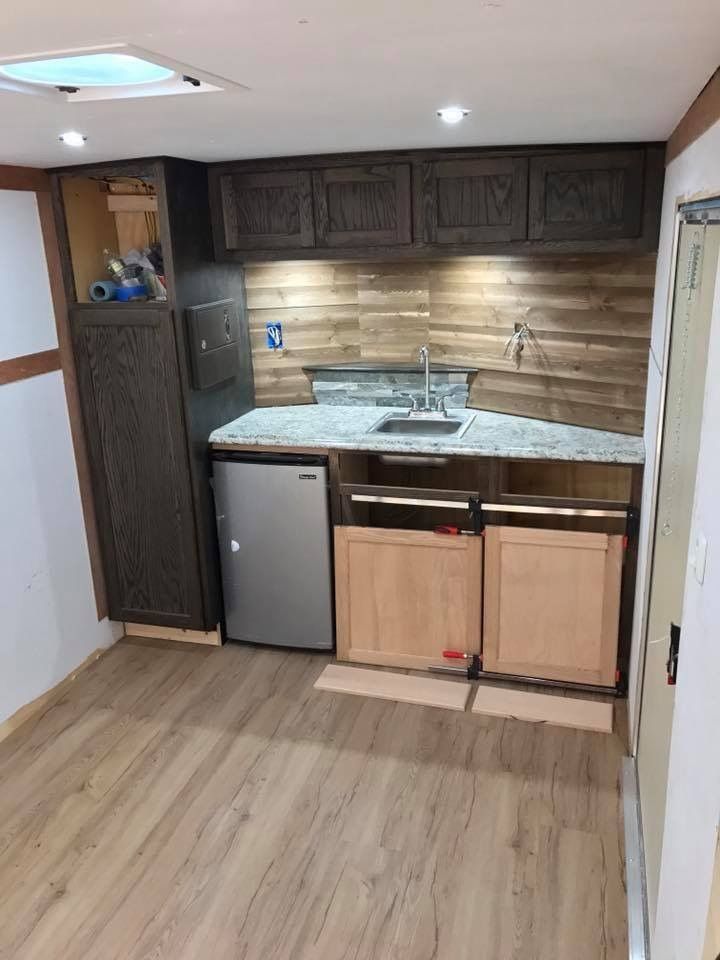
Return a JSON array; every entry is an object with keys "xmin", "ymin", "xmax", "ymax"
[{"xmin": 0, "ymin": 640, "xmax": 628, "ymax": 960}]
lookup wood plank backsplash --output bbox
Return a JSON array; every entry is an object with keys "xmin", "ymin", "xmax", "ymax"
[{"xmin": 245, "ymin": 255, "xmax": 655, "ymax": 434}]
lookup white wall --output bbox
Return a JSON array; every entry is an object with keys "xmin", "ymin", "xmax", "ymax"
[
  {"xmin": 629, "ymin": 124, "xmax": 720, "ymax": 959},
  {"xmin": 628, "ymin": 121, "xmax": 720, "ymax": 741},
  {"xmin": 0, "ymin": 188, "xmax": 117, "ymax": 727}
]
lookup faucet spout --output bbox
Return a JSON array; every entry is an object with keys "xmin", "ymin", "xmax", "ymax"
[{"xmin": 418, "ymin": 344, "xmax": 431, "ymax": 412}]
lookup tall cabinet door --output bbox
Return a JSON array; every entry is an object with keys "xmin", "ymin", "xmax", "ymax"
[
  {"xmin": 417, "ymin": 157, "xmax": 529, "ymax": 244},
  {"xmin": 72, "ymin": 305, "xmax": 204, "ymax": 627},
  {"xmin": 335, "ymin": 526, "xmax": 482, "ymax": 670},
  {"xmin": 483, "ymin": 526, "xmax": 623, "ymax": 686},
  {"xmin": 313, "ymin": 164, "xmax": 412, "ymax": 247}
]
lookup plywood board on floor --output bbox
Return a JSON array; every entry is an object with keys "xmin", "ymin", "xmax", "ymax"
[
  {"xmin": 472, "ymin": 684, "xmax": 613, "ymax": 733},
  {"xmin": 315, "ymin": 663, "xmax": 471, "ymax": 711}
]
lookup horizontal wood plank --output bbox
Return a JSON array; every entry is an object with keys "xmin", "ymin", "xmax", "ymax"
[
  {"xmin": 0, "ymin": 348, "xmax": 61, "ymax": 385},
  {"xmin": 471, "ymin": 684, "xmax": 613, "ymax": 733},
  {"xmin": 0, "ymin": 165, "xmax": 49, "ymax": 192},
  {"xmin": 314, "ymin": 663, "xmax": 471, "ymax": 711}
]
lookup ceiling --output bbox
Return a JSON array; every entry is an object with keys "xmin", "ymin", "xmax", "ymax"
[{"xmin": 1, "ymin": 0, "xmax": 719, "ymax": 169}]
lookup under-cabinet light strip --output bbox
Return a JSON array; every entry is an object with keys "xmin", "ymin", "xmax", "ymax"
[
  {"xmin": 481, "ymin": 502, "xmax": 628, "ymax": 519},
  {"xmin": 349, "ymin": 494, "xmax": 628, "ymax": 519},
  {"xmin": 350, "ymin": 494, "xmax": 470, "ymax": 510}
]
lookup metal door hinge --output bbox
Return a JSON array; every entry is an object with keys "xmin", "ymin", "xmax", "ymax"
[{"xmin": 667, "ymin": 622, "xmax": 681, "ymax": 685}]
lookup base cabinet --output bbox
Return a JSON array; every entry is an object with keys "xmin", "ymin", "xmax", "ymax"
[
  {"xmin": 334, "ymin": 526, "xmax": 482, "ymax": 670},
  {"xmin": 482, "ymin": 526, "xmax": 623, "ymax": 687}
]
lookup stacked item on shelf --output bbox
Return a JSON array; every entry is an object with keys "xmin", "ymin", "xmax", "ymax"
[{"xmin": 88, "ymin": 244, "xmax": 167, "ymax": 303}]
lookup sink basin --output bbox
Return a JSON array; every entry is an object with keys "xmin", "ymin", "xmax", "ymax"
[{"xmin": 368, "ymin": 411, "xmax": 476, "ymax": 438}]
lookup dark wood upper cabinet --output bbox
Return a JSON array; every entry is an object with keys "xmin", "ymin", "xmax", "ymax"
[
  {"xmin": 208, "ymin": 144, "xmax": 663, "ymax": 260},
  {"xmin": 417, "ymin": 157, "xmax": 528, "ymax": 244},
  {"xmin": 528, "ymin": 150, "xmax": 645, "ymax": 241},
  {"xmin": 312, "ymin": 164, "xmax": 412, "ymax": 247},
  {"xmin": 213, "ymin": 169, "xmax": 315, "ymax": 253},
  {"xmin": 72, "ymin": 305, "xmax": 204, "ymax": 627}
]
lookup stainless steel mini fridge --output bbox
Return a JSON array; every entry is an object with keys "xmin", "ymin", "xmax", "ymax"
[{"xmin": 212, "ymin": 451, "xmax": 334, "ymax": 650}]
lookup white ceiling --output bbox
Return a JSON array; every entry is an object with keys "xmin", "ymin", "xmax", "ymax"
[{"xmin": 1, "ymin": 0, "xmax": 719, "ymax": 169}]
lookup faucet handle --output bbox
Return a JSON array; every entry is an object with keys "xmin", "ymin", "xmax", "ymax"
[{"xmin": 435, "ymin": 396, "xmax": 447, "ymax": 415}]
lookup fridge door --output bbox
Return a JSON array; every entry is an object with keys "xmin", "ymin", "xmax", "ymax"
[{"xmin": 212, "ymin": 455, "xmax": 334, "ymax": 649}]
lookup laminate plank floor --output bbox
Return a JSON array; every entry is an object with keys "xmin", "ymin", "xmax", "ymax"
[{"xmin": 0, "ymin": 640, "xmax": 628, "ymax": 960}]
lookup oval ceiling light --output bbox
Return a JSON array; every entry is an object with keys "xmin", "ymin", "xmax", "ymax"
[
  {"xmin": 437, "ymin": 106, "xmax": 471, "ymax": 124},
  {"xmin": 0, "ymin": 53, "xmax": 174, "ymax": 88},
  {"xmin": 58, "ymin": 131, "xmax": 87, "ymax": 147}
]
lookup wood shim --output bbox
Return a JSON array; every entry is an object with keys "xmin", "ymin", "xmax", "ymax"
[
  {"xmin": 471, "ymin": 684, "xmax": 613, "ymax": 733},
  {"xmin": 314, "ymin": 664, "xmax": 471, "ymax": 712}
]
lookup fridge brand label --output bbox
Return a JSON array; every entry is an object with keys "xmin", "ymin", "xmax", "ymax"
[
  {"xmin": 298, "ymin": 473, "xmax": 317, "ymax": 480},
  {"xmin": 266, "ymin": 322, "xmax": 283, "ymax": 349}
]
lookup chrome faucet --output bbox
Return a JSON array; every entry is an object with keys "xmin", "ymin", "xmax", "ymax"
[
  {"xmin": 408, "ymin": 345, "xmax": 447, "ymax": 418},
  {"xmin": 418, "ymin": 344, "xmax": 432, "ymax": 412}
]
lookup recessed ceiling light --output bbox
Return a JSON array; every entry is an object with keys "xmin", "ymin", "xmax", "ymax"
[
  {"xmin": 59, "ymin": 131, "xmax": 87, "ymax": 147},
  {"xmin": 437, "ymin": 106, "xmax": 471, "ymax": 124}
]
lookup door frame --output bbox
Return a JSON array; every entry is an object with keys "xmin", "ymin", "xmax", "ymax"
[{"xmin": 630, "ymin": 191, "xmax": 720, "ymax": 755}]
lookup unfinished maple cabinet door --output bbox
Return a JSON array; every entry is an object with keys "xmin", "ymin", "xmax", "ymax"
[
  {"xmin": 483, "ymin": 526, "xmax": 623, "ymax": 686},
  {"xmin": 334, "ymin": 526, "xmax": 482, "ymax": 670}
]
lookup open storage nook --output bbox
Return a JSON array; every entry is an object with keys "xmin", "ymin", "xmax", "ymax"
[{"xmin": 59, "ymin": 171, "xmax": 164, "ymax": 305}]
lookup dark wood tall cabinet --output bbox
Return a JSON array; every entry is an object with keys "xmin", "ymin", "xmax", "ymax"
[{"xmin": 53, "ymin": 157, "xmax": 254, "ymax": 630}]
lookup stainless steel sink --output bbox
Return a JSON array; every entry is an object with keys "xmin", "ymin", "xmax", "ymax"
[{"xmin": 368, "ymin": 411, "xmax": 476, "ymax": 438}]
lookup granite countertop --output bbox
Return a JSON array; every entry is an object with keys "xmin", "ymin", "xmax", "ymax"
[{"xmin": 210, "ymin": 405, "xmax": 645, "ymax": 464}]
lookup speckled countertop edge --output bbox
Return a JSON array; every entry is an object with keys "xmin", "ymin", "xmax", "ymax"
[{"xmin": 210, "ymin": 405, "xmax": 645, "ymax": 464}]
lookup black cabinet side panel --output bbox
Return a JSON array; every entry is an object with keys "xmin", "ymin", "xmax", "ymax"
[{"xmin": 162, "ymin": 159, "xmax": 255, "ymax": 629}]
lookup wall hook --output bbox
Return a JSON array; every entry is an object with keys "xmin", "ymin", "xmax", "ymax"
[{"xmin": 504, "ymin": 322, "xmax": 532, "ymax": 368}]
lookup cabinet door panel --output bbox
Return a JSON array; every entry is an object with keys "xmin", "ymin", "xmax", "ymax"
[
  {"xmin": 335, "ymin": 526, "xmax": 482, "ymax": 670},
  {"xmin": 418, "ymin": 157, "xmax": 528, "ymax": 244},
  {"xmin": 529, "ymin": 150, "xmax": 644, "ymax": 241},
  {"xmin": 217, "ymin": 170, "xmax": 314, "ymax": 251},
  {"xmin": 483, "ymin": 526, "xmax": 622, "ymax": 686},
  {"xmin": 72, "ymin": 306, "xmax": 203, "ymax": 626},
  {"xmin": 313, "ymin": 165, "xmax": 412, "ymax": 247}
]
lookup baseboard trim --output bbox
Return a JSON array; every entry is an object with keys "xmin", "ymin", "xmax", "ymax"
[
  {"xmin": 622, "ymin": 757, "xmax": 650, "ymax": 959},
  {"xmin": 0, "ymin": 646, "xmax": 109, "ymax": 746},
  {"xmin": 123, "ymin": 622, "xmax": 222, "ymax": 647}
]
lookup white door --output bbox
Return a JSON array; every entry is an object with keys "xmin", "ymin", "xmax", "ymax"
[{"xmin": 637, "ymin": 218, "xmax": 720, "ymax": 928}]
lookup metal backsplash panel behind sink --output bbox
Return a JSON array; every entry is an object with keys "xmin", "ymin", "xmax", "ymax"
[{"xmin": 305, "ymin": 365, "xmax": 471, "ymax": 408}]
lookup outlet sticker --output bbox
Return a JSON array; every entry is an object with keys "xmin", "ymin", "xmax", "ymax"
[{"xmin": 266, "ymin": 322, "xmax": 283, "ymax": 349}]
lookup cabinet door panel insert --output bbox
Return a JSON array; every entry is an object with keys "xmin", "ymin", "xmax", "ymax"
[{"xmin": 483, "ymin": 525, "xmax": 622, "ymax": 686}]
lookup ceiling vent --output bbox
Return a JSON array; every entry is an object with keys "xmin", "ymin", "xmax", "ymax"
[{"xmin": 0, "ymin": 44, "xmax": 246, "ymax": 102}]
